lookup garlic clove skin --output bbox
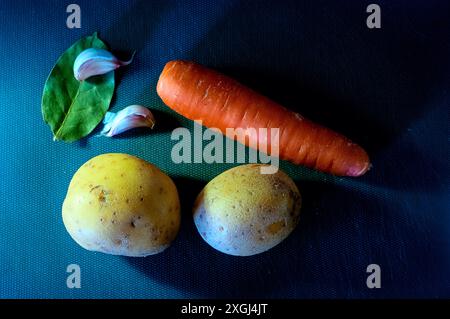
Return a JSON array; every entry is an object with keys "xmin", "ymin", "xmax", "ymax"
[
  {"xmin": 73, "ymin": 48, "xmax": 135, "ymax": 81},
  {"xmin": 100, "ymin": 105, "xmax": 155, "ymax": 137}
]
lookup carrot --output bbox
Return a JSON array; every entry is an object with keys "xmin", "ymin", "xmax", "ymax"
[{"xmin": 157, "ymin": 60, "xmax": 370, "ymax": 176}]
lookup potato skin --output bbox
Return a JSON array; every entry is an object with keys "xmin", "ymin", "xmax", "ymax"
[
  {"xmin": 62, "ymin": 153, "xmax": 180, "ymax": 257},
  {"xmin": 193, "ymin": 164, "xmax": 301, "ymax": 256}
]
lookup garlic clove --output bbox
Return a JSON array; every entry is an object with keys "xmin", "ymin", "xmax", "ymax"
[
  {"xmin": 73, "ymin": 48, "xmax": 135, "ymax": 81},
  {"xmin": 100, "ymin": 105, "xmax": 155, "ymax": 137}
]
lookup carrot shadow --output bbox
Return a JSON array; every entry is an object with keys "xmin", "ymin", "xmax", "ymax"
[{"xmin": 185, "ymin": 0, "xmax": 450, "ymax": 192}]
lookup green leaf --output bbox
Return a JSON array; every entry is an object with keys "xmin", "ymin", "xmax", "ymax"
[{"xmin": 41, "ymin": 32, "xmax": 115, "ymax": 142}]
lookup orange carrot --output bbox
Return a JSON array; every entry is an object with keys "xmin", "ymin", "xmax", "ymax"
[{"xmin": 157, "ymin": 60, "xmax": 370, "ymax": 176}]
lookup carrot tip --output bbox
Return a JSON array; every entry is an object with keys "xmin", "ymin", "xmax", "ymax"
[{"xmin": 347, "ymin": 161, "xmax": 371, "ymax": 177}]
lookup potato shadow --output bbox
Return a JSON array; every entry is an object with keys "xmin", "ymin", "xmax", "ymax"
[
  {"xmin": 124, "ymin": 176, "xmax": 445, "ymax": 297},
  {"xmin": 124, "ymin": 177, "xmax": 315, "ymax": 298}
]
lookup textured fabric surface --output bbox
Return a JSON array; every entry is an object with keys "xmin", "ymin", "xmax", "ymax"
[{"xmin": 0, "ymin": 0, "xmax": 449, "ymax": 298}]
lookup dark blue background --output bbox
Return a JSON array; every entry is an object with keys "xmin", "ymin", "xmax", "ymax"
[{"xmin": 0, "ymin": 0, "xmax": 448, "ymax": 298}]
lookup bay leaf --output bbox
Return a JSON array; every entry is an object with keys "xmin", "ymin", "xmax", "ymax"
[{"xmin": 41, "ymin": 32, "xmax": 115, "ymax": 142}]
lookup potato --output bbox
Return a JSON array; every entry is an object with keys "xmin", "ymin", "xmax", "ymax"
[
  {"xmin": 193, "ymin": 164, "xmax": 301, "ymax": 256},
  {"xmin": 62, "ymin": 153, "xmax": 180, "ymax": 257}
]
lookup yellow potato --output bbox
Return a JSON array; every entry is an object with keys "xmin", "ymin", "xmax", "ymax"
[
  {"xmin": 193, "ymin": 164, "xmax": 301, "ymax": 256},
  {"xmin": 62, "ymin": 153, "xmax": 180, "ymax": 257}
]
